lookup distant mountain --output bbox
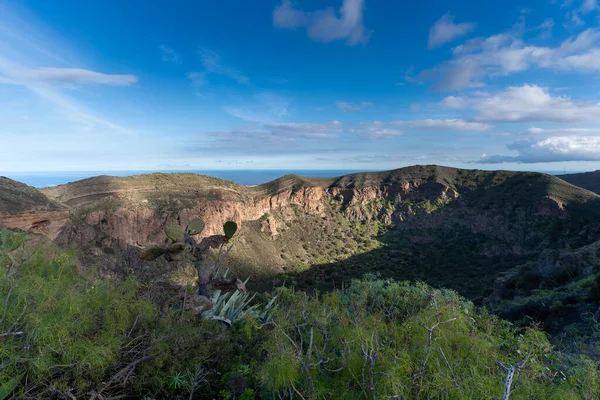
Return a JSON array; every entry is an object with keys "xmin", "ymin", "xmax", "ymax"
[
  {"xmin": 2, "ymin": 165, "xmax": 600, "ymax": 297},
  {"xmin": 4, "ymin": 165, "xmax": 600, "ymax": 366},
  {"xmin": 559, "ymin": 170, "xmax": 600, "ymax": 195}
]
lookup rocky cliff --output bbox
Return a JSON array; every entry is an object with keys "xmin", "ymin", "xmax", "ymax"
[
  {"xmin": 0, "ymin": 177, "xmax": 68, "ymax": 239},
  {"xmin": 2, "ymin": 165, "xmax": 599, "ymax": 296}
]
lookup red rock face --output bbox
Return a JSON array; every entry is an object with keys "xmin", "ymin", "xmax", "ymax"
[
  {"xmin": 533, "ymin": 196, "xmax": 567, "ymax": 219},
  {"xmin": 53, "ymin": 186, "xmax": 327, "ymax": 248},
  {"xmin": 0, "ymin": 210, "xmax": 69, "ymax": 240}
]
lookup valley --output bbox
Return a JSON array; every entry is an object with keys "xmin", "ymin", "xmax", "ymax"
[
  {"xmin": 3, "ymin": 165, "xmax": 599, "ymax": 305},
  {"xmin": 2, "ymin": 165, "xmax": 600, "ymax": 398}
]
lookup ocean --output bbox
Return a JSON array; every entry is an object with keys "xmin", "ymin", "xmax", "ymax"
[{"xmin": 2, "ymin": 170, "xmax": 368, "ymax": 188}]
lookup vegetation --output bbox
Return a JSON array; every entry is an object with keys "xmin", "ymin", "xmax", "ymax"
[
  {"xmin": 1, "ymin": 229, "xmax": 599, "ymax": 399},
  {"xmin": 560, "ymin": 170, "xmax": 600, "ymax": 195},
  {"xmin": 0, "ymin": 177, "xmax": 63, "ymax": 213}
]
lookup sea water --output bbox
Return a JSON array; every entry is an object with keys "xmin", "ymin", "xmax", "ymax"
[{"xmin": 2, "ymin": 170, "xmax": 367, "ymax": 188}]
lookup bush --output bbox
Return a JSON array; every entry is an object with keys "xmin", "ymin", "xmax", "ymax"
[
  {"xmin": 0, "ymin": 230, "xmax": 597, "ymax": 399},
  {"xmin": 257, "ymin": 279, "xmax": 599, "ymax": 399}
]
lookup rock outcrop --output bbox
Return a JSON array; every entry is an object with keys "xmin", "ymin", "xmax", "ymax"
[{"xmin": 0, "ymin": 177, "xmax": 69, "ymax": 239}]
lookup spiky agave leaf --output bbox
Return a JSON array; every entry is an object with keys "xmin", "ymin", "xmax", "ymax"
[
  {"xmin": 165, "ymin": 222, "xmax": 185, "ymax": 243},
  {"xmin": 140, "ymin": 246, "xmax": 166, "ymax": 261},
  {"xmin": 203, "ymin": 289, "xmax": 256, "ymax": 325},
  {"xmin": 223, "ymin": 221, "xmax": 237, "ymax": 239},
  {"xmin": 186, "ymin": 218, "xmax": 205, "ymax": 235}
]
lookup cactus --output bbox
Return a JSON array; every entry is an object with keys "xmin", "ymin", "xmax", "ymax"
[
  {"xmin": 186, "ymin": 218, "xmax": 205, "ymax": 235},
  {"xmin": 140, "ymin": 246, "xmax": 167, "ymax": 261},
  {"xmin": 223, "ymin": 221, "xmax": 237, "ymax": 239},
  {"xmin": 165, "ymin": 222, "xmax": 185, "ymax": 243},
  {"xmin": 140, "ymin": 217, "xmax": 246, "ymax": 318}
]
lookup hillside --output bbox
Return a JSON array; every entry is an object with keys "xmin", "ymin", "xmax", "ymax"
[
  {"xmin": 0, "ymin": 176, "xmax": 63, "ymax": 213},
  {"xmin": 560, "ymin": 170, "xmax": 600, "ymax": 195},
  {"xmin": 6, "ymin": 166, "xmax": 591, "ymax": 294},
  {"xmin": 0, "ymin": 177, "xmax": 68, "ymax": 238},
  {"xmin": 2, "ymin": 232, "xmax": 596, "ymax": 399},
  {"xmin": 4, "ymin": 166, "xmax": 600, "ymax": 296},
  {"xmin": 3, "ymin": 166, "xmax": 600, "ymax": 362}
]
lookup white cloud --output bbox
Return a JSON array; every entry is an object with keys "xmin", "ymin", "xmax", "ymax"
[
  {"xmin": 197, "ymin": 121, "xmax": 344, "ymax": 155},
  {"xmin": 403, "ymin": 119, "xmax": 491, "ymax": 131},
  {"xmin": 273, "ymin": 0, "xmax": 309, "ymax": 28},
  {"xmin": 349, "ymin": 118, "xmax": 490, "ymax": 138},
  {"xmin": 159, "ymin": 45, "xmax": 181, "ymax": 64},
  {"xmin": 428, "ymin": 13, "xmax": 476, "ymax": 48},
  {"xmin": 581, "ymin": 0, "xmax": 599, "ymax": 12},
  {"xmin": 419, "ymin": 28, "xmax": 600, "ymax": 90},
  {"xmin": 0, "ymin": 66, "xmax": 137, "ymax": 86},
  {"xmin": 336, "ymin": 100, "xmax": 372, "ymax": 111},
  {"xmin": 198, "ymin": 48, "xmax": 249, "ymax": 85},
  {"xmin": 272, "ymin": 0, "xmax": 369, "ymax": 45},
  {"xmin": 0, "ymin": 58, "xmax": 135, "ymax": 134},
  {"xmin": 478, "ymin": 136, "xmax": 600, "ymax": 163},
  {"xmin": 29, "ymin": 85, "xmax": 134, "ymax": 134},
  {"xmin": 565, "ymin": 0, "xmax": 599, "ymax": 28},
  {"xmin": 187, "ymin": 72, "xmax": 206, "ymax": 86},
  {"xmin": 264, "ymin": 121, "xmax": 343, "ymax": 138},
  {"xmin": 441, "ymin": 95, "xmax": 467, "ymax": 108},
  {"xmin": 223, "ymin": 92, "xmax": 291, "ymax": 123},
  {"xmin": 442, "ymin": 84, "xmax": 600, "ymax": 123},
  {"xmin": 349, "ymin": 121, "xmax": 404, "ymax": 138},
  {"xmin": 527, "ymin": 127, "xmax": 600, "ymax": 135}
]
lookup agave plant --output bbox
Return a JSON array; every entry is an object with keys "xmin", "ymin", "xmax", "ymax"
[
  {"xmin": 140, "ymin": 218, "xmax": 246, "ymax": 315},
  {"xmin": 202, "ymin": 282, "xmax": 257, "ymax": 325}
]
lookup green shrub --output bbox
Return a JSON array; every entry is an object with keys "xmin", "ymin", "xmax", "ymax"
[{"xmin": 0, "ymin": 230, "xmax": 597, "ymax": 399}]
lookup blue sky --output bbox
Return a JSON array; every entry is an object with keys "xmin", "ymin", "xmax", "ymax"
[{"xmin": 1, "ymin": 0, "xmax": 600, "ymax": 172}]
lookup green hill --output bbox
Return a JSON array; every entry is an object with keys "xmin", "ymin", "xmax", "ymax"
[{"xmin": 560, "ymin": 170, "xmax": 600, "ymax": 195}]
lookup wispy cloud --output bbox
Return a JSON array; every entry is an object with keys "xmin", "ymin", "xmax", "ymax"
[
  {"xmin": 564, "ymin": 0, "xmax": 599, "ymax": 27},
  {"xmin": 264, "ymin": 121, "xmax": 343, "ymax": 138},
  {"xmin": 223, "ymin": 92, "xmax": 291, "ymax": 123},
  {"xmin": 420, "ymin": 28, "xmax": 600, "ymax": 90},
  {"xmin": 28, "ymin": 85, "xmax": 134, "ymax": 134},
  {"xmin": 159, "ymin": 45, "xmax": 182, "ymax": 64},
  {"xmin": 428, "ymin": 13, "xmax": 476, "ymax": 48},
  {"xmin": 194, "ymin": 121, "xmax": 343, "ymax": 155},
  {"xmin": 0, "ymin": 7, "xmax": 137, "ymax": 136},
  {"xmin": 186, "ymin": 72, "xmax": 206, "ymax": 86},
  {"xmin": 402, "ymin": 119, "xmax": 491, "ymax": 131},
  {"xmin": 199, "ymin": 48, "xmax": 249, "ymax": 85},
  {"xmin": 350, "ymin": 119, "xmax": 491, "ymax": 138},
  {"xmin": 0, "ymin": 65, "xmax": 137, "ymax": 86},
  {"xmin": 349, "ymin": 122, "xmax": 404, "ymax": 138},
  {"xmin": 273, "ymin": 0, "xmax": 370, "ymax": 45},
  {"xmin": 336, "ymin": 100, "xmax": 371, "ymax": 111}
]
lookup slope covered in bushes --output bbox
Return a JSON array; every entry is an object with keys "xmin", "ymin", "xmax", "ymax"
[{"xmin": 0, "ymin": 230, "xmax": 597, "ymax": 399}]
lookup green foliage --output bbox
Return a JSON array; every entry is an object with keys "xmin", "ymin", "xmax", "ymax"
[
  {"xmin": 1, "ymin": 231, "xmax": 597, "ymax": 399},
  {"xmin": 0, "ymin": 375, "xmax": 22, "ymax": 400},
  {"xmin": 165, "ymin": 221, "xmax": 185, "ymax": 243},
  {"xmin": 224, "ymin": 221, "xmax": 238, "ymax": 239},
  {"xmin": 203, "ymin": 287, "xmax": 257, "ymax": 325},
  {"xmin": 257, "ymin": 279, "xmax": 598, "ymax": 399},
  {"xmin": 139, "ymin": 245, "xmax": 166, "ymax": 261},
  {"xmin": 186, "ymin": 218, "xmax": 206, "ymax": 235}
]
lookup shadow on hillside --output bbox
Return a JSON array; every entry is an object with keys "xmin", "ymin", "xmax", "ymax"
[{"xmin": 279, "ymin": 225, "xmax": 533, "ymax": 300}]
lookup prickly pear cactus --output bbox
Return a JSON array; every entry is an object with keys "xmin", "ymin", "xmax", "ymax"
[
  {"xmin": 223, "ymin": 221, "xmax": 237, "ymax": 239},
  {"xmin": 186, "ymin": 218, "xmax": 205, "ymax": 235},
  {"xmin": 140, "ymin": 218, "xmax": 245, "ymax": 317},
  {"xmin": 165, "ymin": 222, "xmax": 185, "ymax": 243}
]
